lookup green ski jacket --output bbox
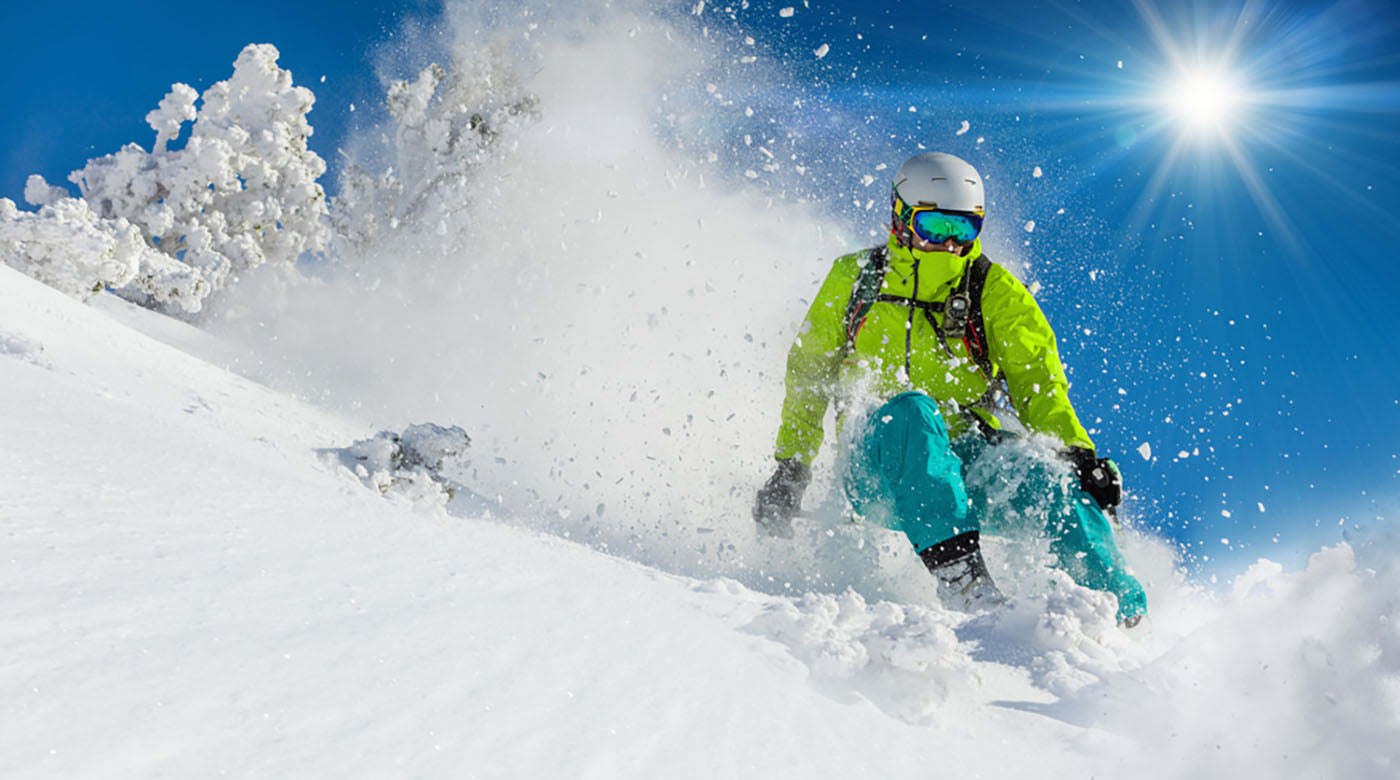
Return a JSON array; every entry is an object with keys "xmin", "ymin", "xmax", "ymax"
[{"xmin": 773, "ymin": 235, "xmax": 1095, "ymax": 464}]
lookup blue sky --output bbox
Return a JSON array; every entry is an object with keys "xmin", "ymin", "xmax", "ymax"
[{"xmin": 4, "ymin": 0, "xmax": 1397, "ymax": 573}]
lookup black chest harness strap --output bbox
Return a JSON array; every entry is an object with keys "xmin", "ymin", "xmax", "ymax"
[
  {"xmin": 843, "ymin": 245, "xmax": 996, "ymax": 381},
  {"xmin": 842, "ymin": 245, "xmax": 1007, "ymax": 441}
]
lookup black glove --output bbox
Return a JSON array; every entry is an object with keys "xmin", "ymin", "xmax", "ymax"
[
  {"xmin": 1066, "ymin": 447, "xmax": 1123, "ymax": 510},
  {"xmin": 753, "ymin": 458, "xmax": 811, "ymax": 538}
]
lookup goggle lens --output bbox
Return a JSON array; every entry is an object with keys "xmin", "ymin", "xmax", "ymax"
[
  {"xmin": 892, "ymin": 188, "xmax": 983, "ymax": 245},
  {"xmin": 910, "ymin": 209, "xmax": 982, "ymax": 245}
]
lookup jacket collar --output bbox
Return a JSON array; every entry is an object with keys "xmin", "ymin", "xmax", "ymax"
[{"xmin": 883, "ymin": 234, "xmax": 983, "ymax": 288}]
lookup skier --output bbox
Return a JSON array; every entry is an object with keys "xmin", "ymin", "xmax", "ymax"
[{"xmin": 752, "ymin": 151, "xmax": 1147, "ymax": 627}]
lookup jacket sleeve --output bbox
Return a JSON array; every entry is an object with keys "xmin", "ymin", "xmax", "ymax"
[
  {"xmin": 980, "ymin": 265, "xmax": 1095, "ymax": 451},
  {"xmin": 773, "ymin": 253, "xmax": 862, "ymax": 464}
]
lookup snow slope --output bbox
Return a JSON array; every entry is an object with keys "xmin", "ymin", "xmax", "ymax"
[{"xmin": 2, "ymin": 264, "xmax": 1398, "ymax": 779}]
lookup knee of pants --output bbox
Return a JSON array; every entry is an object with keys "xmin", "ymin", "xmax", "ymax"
[
  {"xmin": 851, "ymin": 392, "xmax": 972, "ymax": 548},
  {"xmin": 874, "ymin": 392, "xmax": 951, "ymax": 441},
  {"xmin": 864, "ymin": 393, "xmax": 956, "ymax": 484}
]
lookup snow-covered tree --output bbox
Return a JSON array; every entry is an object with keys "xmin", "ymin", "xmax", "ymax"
[
  {"xmin": 331, "ymin": 46, "xmax": 538, "ymax": 251},
  {"xmin": 64, "ymin": 43, "xmax": 329, "ymax": 314},
  {"xmin": 1, "ymin": 43, "xmax": 330, "ymax": 315}
]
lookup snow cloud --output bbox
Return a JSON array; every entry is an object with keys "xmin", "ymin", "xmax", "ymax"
[{"xmin": 207, "ymin": 0, "xmax": 844, "ymax": 585}]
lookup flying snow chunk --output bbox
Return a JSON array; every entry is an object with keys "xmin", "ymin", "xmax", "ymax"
[
  {"xmin": 1033, "ymin": 166, "xmax": 1043, "ymax": 178},
  {"xmin": 814, "ymin": 43, "xmax": 830, "ymax": 59},
  {"xmin": 1137, "ymin": 442, "xmax": 1152, "ymax": 461},
  {"xmin": 779, "ymin": 6, "xmax": 795, "ymax": 16},
  {"xmin": 1023, "ymin": 220, "xmax": 1036, "ymax": 233},
  {"xmin": 956, "ymin": 120, "xmax": 970, "ymax": 136}
]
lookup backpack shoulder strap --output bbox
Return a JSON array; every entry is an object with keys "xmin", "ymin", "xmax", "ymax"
[
  {"xmin": 844, "ymin": 245, "xmax": 889, "ymax": 347},
  {"xmin": 959, "ymin": 254, "xmax": 995, "ymax": 380},
  {"xmin": 960, "ymin": 253, "xmax": 1014, "ymax": 437}
]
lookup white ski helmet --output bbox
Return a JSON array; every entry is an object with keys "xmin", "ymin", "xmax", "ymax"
[{"xmin": 892, "ymin": 152, "xmax": 985, "ymax": 215}]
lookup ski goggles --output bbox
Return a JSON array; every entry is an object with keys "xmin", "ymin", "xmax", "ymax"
[{"xmin": 892, "ymin": 187, "xmax": 984, "ymax": 245}]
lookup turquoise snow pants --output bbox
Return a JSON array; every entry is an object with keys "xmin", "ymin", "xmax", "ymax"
[{"xmin": 843, "ymin": 392, "xmax": 1147, "ymax": 621}]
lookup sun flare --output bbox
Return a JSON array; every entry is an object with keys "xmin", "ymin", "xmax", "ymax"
[{"xmin": 1166, "ymin": 67, "xmax": 1243, "ymax": 133}]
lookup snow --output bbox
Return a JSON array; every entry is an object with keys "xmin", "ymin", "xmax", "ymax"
[
  {"xmin": 0, "ymin": 195, "xmax": 143, "ymax": 300},
  {"xmin": 22, "ymin": 174, "xmax": 67, "ymax": 207},
  {"xmin": 331, "ymin": 423, "xmax": 475, "ymax": 507},
  {"xmin": 0, "ymin": 264, "xmax": 1084, "ymax": 776},
  {"xmin": 5, "ymin": 244, "xmax": 1400, "ymax": 776}
]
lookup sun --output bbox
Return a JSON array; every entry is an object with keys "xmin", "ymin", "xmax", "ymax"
[
  {"xmin": 1016, "ymin": 0, "xmax": 1400, "ymax": 266},
  {"xmin": 1165, "ymin": 66, "xmax": 1243, "ymax": 133}
]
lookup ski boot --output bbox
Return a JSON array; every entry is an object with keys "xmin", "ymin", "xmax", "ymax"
[{"xmin": 919, "ymin": 532, "xmax": 1006, "ymax": 612}]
